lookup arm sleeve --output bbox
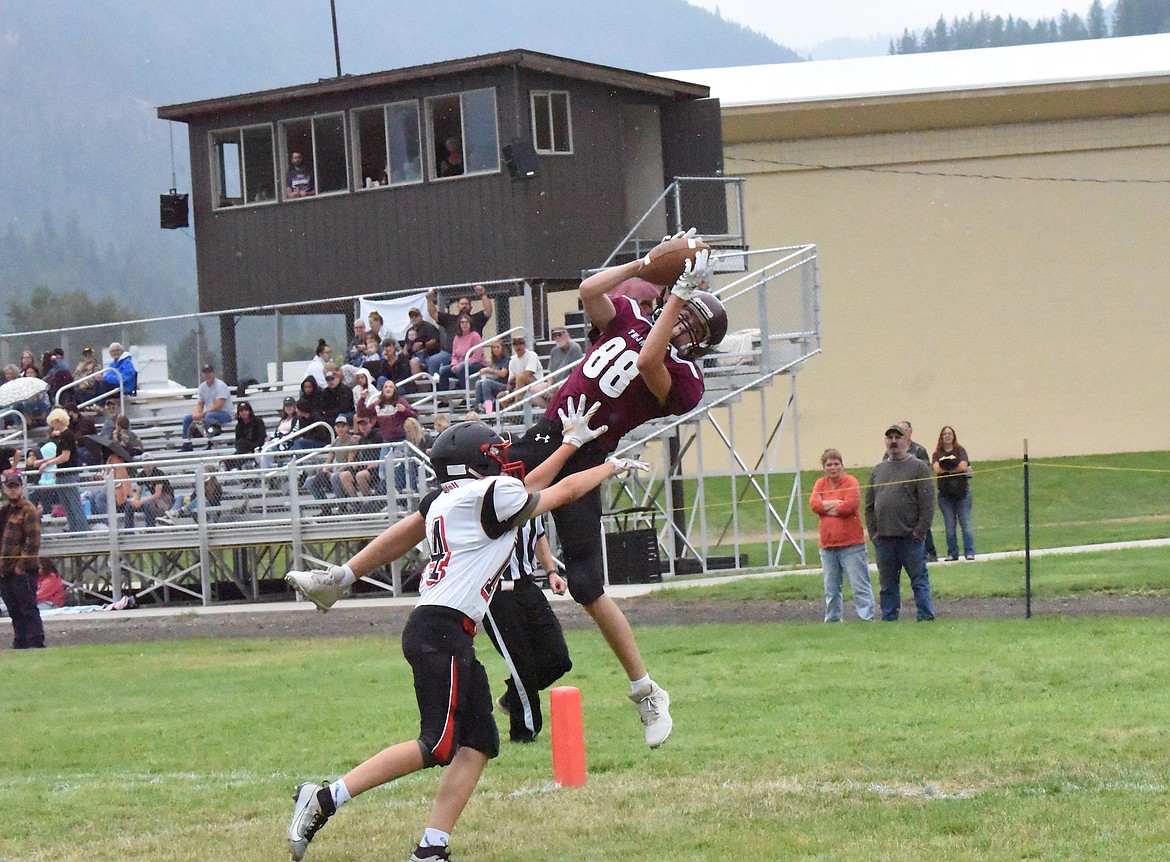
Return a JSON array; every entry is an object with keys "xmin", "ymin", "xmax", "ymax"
[{"xmin": 481, "ymin": 478, "xmax": 540, "ymax": 539}]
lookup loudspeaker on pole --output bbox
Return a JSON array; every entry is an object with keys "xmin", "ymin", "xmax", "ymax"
[{"xmin": 503, "ymin": 138, "xmax": 539, "ymax": 181}]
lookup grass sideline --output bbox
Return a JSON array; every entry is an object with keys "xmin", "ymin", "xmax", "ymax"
[
  {"xmin": 4, "ymin": 613, "xmax": 1170, "ymax": 861},
  {"xmin": 658, "ymin": 450, "xmax": 1170, "ymax": 567}
]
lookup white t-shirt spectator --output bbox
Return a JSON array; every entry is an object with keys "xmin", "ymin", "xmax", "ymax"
[
  {"xmin": 508, "ymin": 350, "xmax": 543, "ymax": 384},
  {"xmin": 198, "ymin": 377, "xmax": 233, "ymax": 413}
]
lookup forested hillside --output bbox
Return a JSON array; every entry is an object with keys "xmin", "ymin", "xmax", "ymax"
[
  {"xmin": 0, "ymin": 0, "xmax": 798, "ymax": 329},
  {"xmin": 891, "ymin": 0, "xmax": 1166, "ymax": 53}
]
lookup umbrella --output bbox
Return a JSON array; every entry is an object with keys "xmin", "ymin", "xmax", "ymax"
[
  {"xmin": 85, "ymin": 433, "xmax": 134, "ymax": 462},
  {"xmin": 0, "ymin": 376, "xmax": 48, "ymax": 408}
]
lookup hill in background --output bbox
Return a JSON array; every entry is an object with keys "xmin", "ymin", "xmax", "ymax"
[{"xmin": 0, "ymin": 0, "xmax": 799, "ymax": 325}]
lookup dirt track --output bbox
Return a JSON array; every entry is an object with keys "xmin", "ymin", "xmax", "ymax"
[{"xmin": 13, "ymin": 593, "xmax": 1170, "ymax": 650}]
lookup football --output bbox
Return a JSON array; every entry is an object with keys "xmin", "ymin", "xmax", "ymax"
[{"xmin": 636, "ymin": 235, "xmax": 711, "ymax": 286}]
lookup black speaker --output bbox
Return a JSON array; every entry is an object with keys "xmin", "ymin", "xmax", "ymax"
[
  {"xmin": 605, "ymin": 529, "xmax": 661, "ymax": 584},
  {"xmin": 502, "ymin": 138, "xmax": 538, "ymax": 181},
  {"xmin": 160, "ymin": 191, "xmax": 189, "ymax": 229}
]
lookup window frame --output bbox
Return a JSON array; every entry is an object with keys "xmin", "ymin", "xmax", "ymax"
[
  {"xmin": 530, "ymin": 90, "xmax": 573, "ymax": 155},
  {"xmin": 351, "ymin": 99, "xmax": 424, "ymax": 191},
  {"xmin": 278, "ymin": 112, "xmax": 350, "ymax": 202},
  {"xmin": 424, "ymin": 86, "xmax": 501, "ymax": 181},
  {"xmin": 209, "ymin": 124, "xmax": 277, "ymax": 211}
]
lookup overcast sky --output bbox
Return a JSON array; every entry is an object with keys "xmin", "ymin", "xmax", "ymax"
[{"xmin": 686, "ymin": 1, "xmax": 1093, "ymax": 52}]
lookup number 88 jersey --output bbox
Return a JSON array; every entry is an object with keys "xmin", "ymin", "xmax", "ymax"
[{"xmin": 544, "ymin": 296, "xmax": 705, "ymax": 453}]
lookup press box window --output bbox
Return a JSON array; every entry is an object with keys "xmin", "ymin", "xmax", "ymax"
[
  {"xmin": 531, "ymin": 91, "xmax": 571, "ymax": 154},
  {"xmin": 353, "ymin": 100, "xmax": 423, "ymax": 188},
  {"xmin": 426, "ymin": 87, "xmax": 500, "ymax": 180},
  {"xmin": 210, "ymin": 125, "xmax": 276, "ymax": 208},
  {"xmin": 280, "ymin": 113, "xmax": 349, "ymax": 200}
]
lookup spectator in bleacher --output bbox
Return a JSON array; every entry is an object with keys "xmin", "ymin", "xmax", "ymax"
[
  {"xmin": 537, "ymin": 325, "xmax": 584, "ymax": 408},
  {"xmin": 351, "ymin": 368, "xmax": 374, "ymax": 413},
  {"xmin": 181, "ymin": 364, "xmax": 234, "ymax": 452},
  {"xmin": 382, "ymin": 339, "xmax": 415, "ymax": 391},
  {"xmin": 428, "ymin": 413, "xmax": 451, "ymax": 455},
  {"xmin": 320, "ymin": 366, "xmax": 355, "ymax": 423},
  {"xmin": 298, "ymin": 375, "xmax": 326, "ymax": 418},
  {"xmin": 81, "ymin": 436, "xmax": 134, "ymax": 526},
  {"xmin": 425, "ymin": 285, "xmax": 493, "ymax": 375},
  {"xmin": 261, "ymin": 397, "xmax": 299, "ymax": 469},
  {"xmin": 18, "ymin": 350, "xmax": 36, "ymax": 376},
  {"xmin": 290, "ymin": 396, "xmax": 330, "ymax": 452},
  {"xmin": 401, "ymin": 416, "xmax": 429, "ymax": 493},
  {"xmin": 342, "ymin": 414, "xmax": 385, "ymax": 499},
  {"xmin": 36, "ymin": 557, "xmax": 66, "ymax": 610},
  {"xmin": 306, "ymin": 339, "xmax": 332, "ymax": 387},
  {"xmin": 125, "ymin": 458, "xmax": 174, "ymax": 528},
  {"xmin": 11, "ymin": 366, "xmax": 51, "ymax": 428},
  {"xmin": 3, "ymin": 364, "xmax": 17, "ymax": 382},
  {"xmin": 114, "ymin": 415, "xmax": 144, "ymax": 459},
  {"xmin": 95, "ymin": 342, "xmax": 137, "ymax": 397},
  {"xmin": 474, "ymin": 339, "xmax": 510, "ymax": 412},
  {"xmin": 498, "ymin": 333, "xmax": 544, "ymax": 410},
  {"xmin": 33, "ymin": 409, "xmax": 87, "ymax": 532},
  {"xmin": 345, "ymin": 318, "xmax": 368, "ymax": 366},
  {"xmin": 43, "ymin": 348, "xmax": 74, "ymax": 400},
  {"xmin": 164, "ymin": 465, "xmax": 222, "ymax": 521},
  {"xmin": 404, "ymin": 306, "xmax": 442, "ymax": 374},
  {"xmin": 436, "ymin": 315, "xmax": 484, "ymax": 392},
  {"xmin": 64, "ymin": 403, "xmax": 101, "ymax": 467},
  {"xmin": 366, "ymin": 310, "xmax": 384, "ymax": 343},
  {"xmin": 547, "ymin": 326, "xmax": 584, "ymax": 377},
  {"xmin": 356, "ymin": 332, "xmax": 382, "ymax": 371},
  {"xmin": 231, "ymin": 401, "xmax": 267, "ymax": 467},
  {"xmin": 366, "ymin": 380, "xmax": 418, "ymax": 444},
  {"xmin": 98, "ymin": 398, "xmax": 120, "ymax": 438},
  {"xmin": 307, "ymin": 415, "xmax": 359, "ymax": 502},
  {"xmin": 72, "ymin": 346, "xmax": 101, "ymax": 401}
]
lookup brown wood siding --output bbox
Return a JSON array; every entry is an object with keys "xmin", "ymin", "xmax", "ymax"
[{"xmin": 185, "ymin": 64, "xmax": 702, "ymax": 312}]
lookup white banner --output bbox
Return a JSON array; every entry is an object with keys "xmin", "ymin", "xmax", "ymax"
[{"xmin": 359, "ymin": 292, "xmax": 430, "ymax": 341}]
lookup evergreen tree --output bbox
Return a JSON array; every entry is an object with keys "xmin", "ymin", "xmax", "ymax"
[
  {"xmin": 1087, "ymin": 0, "xmax": 1109, "ymax": 37},
  {"xmin": 1113, "ymin": 0, "xmax": 1170, "ymax": 35}
]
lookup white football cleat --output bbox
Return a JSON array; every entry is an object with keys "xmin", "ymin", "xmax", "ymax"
[
  {"xmin": 285, "ymin": 568, "xmax": 346, "ymax": 613},
  {"xmin": 629, "ymin": 680, "xmax": 672, "ymax": 748}
]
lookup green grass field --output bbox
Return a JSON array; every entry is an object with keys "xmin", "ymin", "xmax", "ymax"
[
  {"xmin": 4, "ymin": 606, "xmax": 1170, "ymax": 861},
  {"xmin": 663, "ymin": 450, "xmax": 1170, "ymax": 567},
  {"xmin": 4, "ymin": 450, "xmax": 1169, "ymax": 860}
]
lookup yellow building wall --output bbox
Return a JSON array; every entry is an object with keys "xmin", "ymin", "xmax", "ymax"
[{"xmin": 728, "ymin": 114, "xmax": 1170, "ymax": 468}]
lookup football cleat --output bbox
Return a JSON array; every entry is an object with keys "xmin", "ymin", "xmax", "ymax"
[
  {"xmin": 628, "ymin": 680, "xmax": 673, "ymax": 748},
  {"xmin": 285, "ymin": 568, "xmax": 346, "ymax": 613},
  {"xmin": 408, "ymin": 844, "xmax": 451, "ymax": 861},
  {"xmin": 288, "ymin": 782, "xmax": 335, "ymax": 861}
]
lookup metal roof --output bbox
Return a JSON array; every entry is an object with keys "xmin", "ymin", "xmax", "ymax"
[
  {"xmin": 661, "ymin": 33, "xmax": 1170, "ymax": 108},
  {"xmin": 159, "ymin": 48, "xmax": 708, "ymax": 122}
]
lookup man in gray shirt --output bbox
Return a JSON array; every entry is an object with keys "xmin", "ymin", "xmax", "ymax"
[{"xmin": 865, "ymin": 423, "xmax": 936, "ymax": 621}]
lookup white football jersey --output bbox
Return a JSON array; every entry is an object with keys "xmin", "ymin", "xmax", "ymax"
[{"xmin": 417, "ymin": 476, "xmax": 538, "ymax": 621}]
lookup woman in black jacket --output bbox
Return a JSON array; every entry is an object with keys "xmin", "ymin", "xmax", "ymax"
[{"xmin": 232, "ymin": 401, "xmax": 267, "ymax": 467}]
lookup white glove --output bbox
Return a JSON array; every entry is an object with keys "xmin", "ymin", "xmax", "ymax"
[
  {"xmin": 670, "ymin": 248, "xmax": 713, "ymax": 301},
  {"xmin": 559, "ymin": 395, "xmax": 609, "ymax": 448},
  {"xmin": 660, "ymin": 227, "xmax": 697, "ymax": 243},
  {"xmin": 607, "ymin": 457, "xmax": 649, "ymax": 480}
]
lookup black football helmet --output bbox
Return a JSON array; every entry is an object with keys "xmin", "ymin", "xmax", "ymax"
[
  {"xmin": 429, "ymin": 422, "xmax": 524, "ymax": 483},
  {"xmin": 676, "ymin": 290, "xmax": 729, "ymax": 360}
]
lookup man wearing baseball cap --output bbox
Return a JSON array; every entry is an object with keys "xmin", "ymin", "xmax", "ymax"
[
  {"xmin": 865, "ymin": 423, "xmax": 936, "ymax": 622},
  {"xmin": 181, "ymin": 364, "xmax": 233, "ymax": 452},
  {"xmin": 0, "ymin": 470, "xmax": 45, "ymax": 648}
]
